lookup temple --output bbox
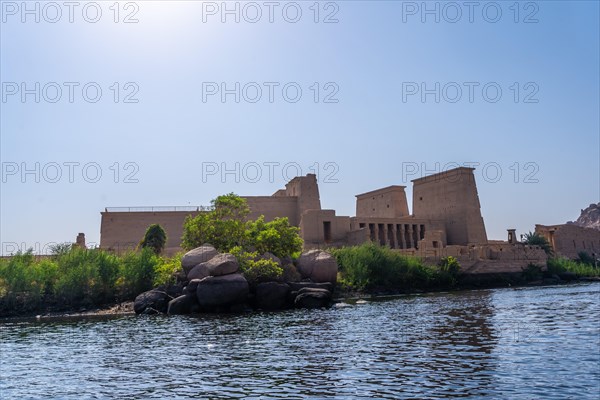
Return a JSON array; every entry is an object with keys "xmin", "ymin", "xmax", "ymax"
[{"xmin": 100, "ymin": 167, "xmax": 553, "ymax": 273}]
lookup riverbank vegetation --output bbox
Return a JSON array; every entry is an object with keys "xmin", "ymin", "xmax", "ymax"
[
  {"xmin": 0, "ymin": 246, "xmax": 182, "ymax": 316},
  {"xmin": 331, "ymin": 243, "xmax": 461, "ymax": 291},
  {"xmin": 0, "ymin": 234, "xmax": 600, "ymax": 316},
  {"xmin": 547, "ymin": 255, "xmax": 600, "ymax": 277}
]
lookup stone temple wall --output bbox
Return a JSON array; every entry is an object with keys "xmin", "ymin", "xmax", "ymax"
[
  {"xmin": 536, "ymin": 224, "xmax": 600, "ymax": 259},
  {"xmin": 412, "ymin": 167, "xmax": 488, "ymax": 246}
]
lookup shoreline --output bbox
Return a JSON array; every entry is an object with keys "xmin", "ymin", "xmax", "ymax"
[{"xmin": 3, "ymin": 277, "xmax": 599, "ymax": 323}]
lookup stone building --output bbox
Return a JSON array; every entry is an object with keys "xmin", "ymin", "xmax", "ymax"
[
  {"xmin": 99, "ymin": 167, "xmax": 547, "ymax": 272},
  {"xmin": 100, "ymin": 168, "xmax": 487, "ymax": 252},
  {"xmin": 535, "ymin": 223, "xmax": 600, "ymax": 260}
]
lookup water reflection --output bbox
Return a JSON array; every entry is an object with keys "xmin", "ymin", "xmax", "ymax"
[{"xmin": 1, "ymin": 284, "xmax": 599, "ymax": 399}]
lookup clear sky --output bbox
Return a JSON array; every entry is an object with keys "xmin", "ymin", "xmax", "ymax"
[{"xmin": 1, "ymin": 0, "xmax": 599, "ymax": 254}]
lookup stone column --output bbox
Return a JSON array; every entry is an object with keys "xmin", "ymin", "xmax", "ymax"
[
  {"xmin": 373, "ymin": 223, "xmax": 379, "ymax": 243},
  {"xmin": 389, "ymin": 224, "xmax": 397, "ymax": 249},
  {"xmin": 397, "ymin": 225, "xmax": 405, "ymax": 249}
]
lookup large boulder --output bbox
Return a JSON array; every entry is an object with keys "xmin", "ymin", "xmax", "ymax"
[
  {"xmin": 288, "ymin": 281, "xmax": 334, "ymax": 293},
  {"xmin": 188, "ymin": 253, "xmax": 239, "ymax": 280},
  {"xmin": 196, "ymin": 273, "xmax": 249, "ymax": 308},
  {"xmin": 255, "ymin": 282, "xmax": 290, "ymax": 310},
  {"xmin": 181, "ymin": 245, "xmax": 218, "ymax": 274},
  {"xmin": 294, "ymin": 287, "xmax": 332, "ymax": 309},
  {"xmin": 187, "ymin": 263, "xmax": 211, "ymax": 281},
  {"xmin": 296, "ymin": 250, "xmax": 338, "ymax": 284},
  {"xmin": 204, "ymin": 253, "xmax": 239, "ymax": 276},
  {"xmin": 183, "ymin": 279, "xmax": 203, "ymax": 295},
  {"xmin": 134, "ymin": 290, "xmax": 170, "ymax": 314},
  {"xmin": 167, "ymin": 294, "xmax": 199, "ymax": 315}
]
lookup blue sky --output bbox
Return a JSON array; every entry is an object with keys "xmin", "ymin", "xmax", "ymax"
[{"xmin": 1, "ymin": 0, "xmax": 599, "ymax": 254}]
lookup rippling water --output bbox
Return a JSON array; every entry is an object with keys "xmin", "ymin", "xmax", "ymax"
[{"xmin": 1, "ymin": 283, "xmax": 599, "ymax": 399}]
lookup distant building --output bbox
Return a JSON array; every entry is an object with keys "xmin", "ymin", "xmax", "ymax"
[
  {"xmin": 100, "ymin": 167, "xmax": 487, "ymax": 251},
  {"xmin": 535, "ymin": 224, "xmax": 600, "ymax": 260},
  {"xmin": 100, "ymin": 167, "xmax": 547, "ymax": 273}
]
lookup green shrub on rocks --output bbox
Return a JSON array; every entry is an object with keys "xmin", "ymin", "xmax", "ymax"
[
  {"xmin": 245, "ymin": 216, "xmax": 303, "ymax": 259},
  {"xmin": 182, "ymin": 194, "xmax": 303, "ymax": 259},
  {"xmin": 230, "ymin": 247, "xmax": 283, "ymax": 285},
  {"xmin": 181, "ymin": 193, "xmax": 249, "ymax": 251},
  {"xmin": 181, "ymin": 194, "xmax": 303, "ymax": 285}
]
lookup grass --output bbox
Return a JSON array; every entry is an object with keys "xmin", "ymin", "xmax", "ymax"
[
  {"xmin": 547, "ymin": 257, "xmax": 600, "ymax": 277},
  {"xmin": 0, "ymin": 247, "xmax": 183, "ymax": 315},
  {"xmin": 330, "ymin": 243, "xmax": 459, "ymax": 291}
]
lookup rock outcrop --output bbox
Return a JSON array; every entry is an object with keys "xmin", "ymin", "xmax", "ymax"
[
  {"xmin": 167, "ymin": 293, "xmax": 199, "ymax": 315},
  {"xmin": 196, "ymin": 274, "xmax": 249, "ymax": 308},
  {"xmin": 294, "ymin": 287, "xmax": 333, "ymax": 309},
  {"xmin": 254, "ymin": 282, "xmax": 290, "ymax": 310},
  {"xmin": 296, "ymin": 250, "xmax": 338, "ymax": 284},
  {"xmin": 569, "ymin": 203, "xmax": 600, "ymax": 231},
  {"xmin": 134, "ymin": 245, "xmax": 338, "ymax": 315},
  {"xmin": 181, "ymin": 245, "xmax": 219, "ymax": 274},
  {"xmin": 134, "ymin": 290, "xmax": 170, "ymax": 314}
]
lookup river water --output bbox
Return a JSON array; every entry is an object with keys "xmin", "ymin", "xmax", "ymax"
[{"xmin": 1, "ymin": 283, "xmax": 599, "ymax": 399}]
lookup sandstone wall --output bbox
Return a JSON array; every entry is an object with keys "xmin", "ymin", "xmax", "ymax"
[
  {"xmin": 412, "ymin": 167, "xmax": 487, "ymax": 246},
  {"xmin": 244, "ymin": 196, "xmax": 299, "ymax": 225},
  {"xmin": 300, "ymin": 209, "xmax": 350, "ymax": 245},
  {"xmin": 536, "ymin": 224, "xmax": 600, "ymax": 259},
  {"xmin": 100, "ymin": 210, "xmax": 201, "ymax": 254},
  {"xmin": 355, "ymin": 186, "xmax": 410, "ymax": 218}
]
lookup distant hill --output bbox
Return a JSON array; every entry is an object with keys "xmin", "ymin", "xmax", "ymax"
[{"xmin": 567, "ymin": 203, "xmax": 600, "ymax": 230}]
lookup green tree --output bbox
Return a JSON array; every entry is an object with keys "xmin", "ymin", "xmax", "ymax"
[
  {"xmin": 181, "ymin": 194, "xmax": 303, "ymax": 260},
  {"xmin": 523, "ymin": 231, "xmax": 553, "ymax": 255},
  {"xmin": 140, "ymin": 224, "xmax": 167, "ymax": 255},
  {"xmin": 181, "ymin": 193, "xmax": 249, "ymax": 251},
  {"xmin": 246, "ymin": 216, "xmax": 303, "ymax": 258}
]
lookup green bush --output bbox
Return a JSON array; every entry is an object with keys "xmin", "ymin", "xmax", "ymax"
[
  {"xmin": 245, "ymin": 216, "xmax": 303, "ymax": 259},
  {"xmin": 116, "ymin": 248, "xmax": 158, "ymax": 299},
  {"xmin": 439, "ymin": 256, "xmax": 460, "ymax": 274},
  {"xmin": 181, "ymin": 194, "xmax": 303, "ymax": 287},
  {"xmin": 153, "ymin": 253, "xmax": 183, "ymax": 287},
  {"xmin": 547, "ymin": 257, "xmax": 599, "ymax": 277},
  {"xmin": 0, "ymin": 250, "xmax": 59, "ymax": 309},
  {"xmin": 331, "ymin": 243, "xmax": 436, "ymax": 290},
  {"xmin": 230, "ymin": 247, "xmax": 283, "ymax": 285},
  {"xmin": 0, "ymin": 246, "xmax": 172, "ymax": 314},
  {"xmin": 53, "ymin": 247, "xmax": 120, "ymax": 305}
]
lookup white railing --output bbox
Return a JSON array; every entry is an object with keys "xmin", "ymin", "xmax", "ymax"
[{"xmin": 104, "ymin": 206, "xmax": 212, "ymax": 212}]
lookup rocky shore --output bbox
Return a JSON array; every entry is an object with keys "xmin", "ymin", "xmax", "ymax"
[{"xmin": 133, "ymin": 244, "xmax": 339, "ymax": 315}]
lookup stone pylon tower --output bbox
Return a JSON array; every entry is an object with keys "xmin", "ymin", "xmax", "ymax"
[{"xmin": 412, "ymin": 167, "xmax": 488, "ymax": 245}]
